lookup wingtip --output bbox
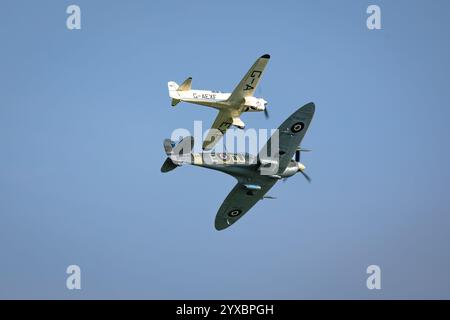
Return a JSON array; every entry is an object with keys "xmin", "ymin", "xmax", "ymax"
[
  {"xmin": 214, "ymin": 222, "xmax": 228, "ymax": 231},
  {"xmin": 261, "ymin": 54, "xmax": 270, "ymax": 59},
  {"xmin": 300, "ymin": 102, "xmax": 315, "ymax": 113}
]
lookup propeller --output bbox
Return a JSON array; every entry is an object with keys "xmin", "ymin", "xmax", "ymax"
[
  {"xmin": 264, "ymin": 107, "xmax": 269, "ymax": 119},
  {"xmin": 296, "ymin": 147, "xmax": 312, "ymax": 183},
  {"xmin": 295, "ymin": 147, "xmax": 312, "ymax": 161}
]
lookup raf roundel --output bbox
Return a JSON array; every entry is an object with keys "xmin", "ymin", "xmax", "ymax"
[
  {"xmin": 228, "ymin": 209, "xmax": 242, "ymax": 218},
  {"xmin": 218, "ymin": 153, "xmax": 229, "ymax": 161},
  {"xmin": 291, "ymin": 122, "xmax": 305, "ymax": 133}
]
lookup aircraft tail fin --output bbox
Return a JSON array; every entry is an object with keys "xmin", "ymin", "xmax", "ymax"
[
  {"xmin": 161, "ymin": 136, "xmax": 195, "ymax": 173},
  {"xmin": 167, "ymin": 77, "xmax": 192, "ymax": 92},
  {"xmin": 171, "ymin": 99, "xmax": 180, "ymax": 106},
  {"xmin": 168, "ymin": 78, "xmax": 192, "ymax": 106},
  {"xmin": 161, "ymin": 139, "xmax": 179, "ymax": 173},
  {"xmin": 168, "ymin": 81, "xmax": 179, "ymax": 91},
  {"xmin": 168, "ymin": 81, "xmax": 180, "ymax": 105},
  {"xmin": 163, "ymin": 136, "xmax": 194, "ymax": 156},
  {"xmin": 163, "ymin": 138, "xmax": 175, "ymax": 156}
]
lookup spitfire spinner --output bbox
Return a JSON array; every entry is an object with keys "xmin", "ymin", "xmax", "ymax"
[
  {"xmin": 168, "ymin": 54, "xmax": 270, "ymax": 151},
  {"xmin": 161, "ymin": 103, "xmax": 315, "ymax": 230}
]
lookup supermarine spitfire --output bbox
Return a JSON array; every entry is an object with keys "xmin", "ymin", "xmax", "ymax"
[
  {"xmin": 161, "ymin": 103, "xmax": 315, "ymax": 230},
  {"xmin": 168, "ymin": 54, "xmax": 270, "ymax": 150}
]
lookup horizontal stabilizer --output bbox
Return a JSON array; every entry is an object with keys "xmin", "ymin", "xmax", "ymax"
[
  {"xmin": 161, "ymin": 158, "xmax": 178, "ymax": 173},
  {"xmin": 164, "ymin": 136, "xmax": 194, "ymax": 154},
  {"xmin": 171, "ymin": 98, "xmax": 180, "ymax": 107},
  {"xmin": 168, "ymin": 81, "xmax": 179, "ymax": 91}
]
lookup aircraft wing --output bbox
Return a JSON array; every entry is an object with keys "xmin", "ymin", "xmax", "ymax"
[
  {"xmin": 258, "ymin": 103, "xmax": 315, "ymax": 175},
  {"xmin": 227, "ymin": 54, "xmax": 270, "ymax": 105},
  {"xmin": 202, "ymin": 110, "xmax": 233, "ymax": 150},
  {"xmin": 214, "ymin": 177, "xmax": 278, "ymax": 230}
]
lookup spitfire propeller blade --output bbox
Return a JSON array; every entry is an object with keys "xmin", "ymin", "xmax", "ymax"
[
  {"xmin": 295, "ymin": 149, "xmax": 300, "ymax": 162},
  {"xmin": 299, "ymin": 170, "xmax": 312, "ymax": 183},
  {"xmin": 264, "ymin": 107, "xmax": 269, "ymax": 119}
]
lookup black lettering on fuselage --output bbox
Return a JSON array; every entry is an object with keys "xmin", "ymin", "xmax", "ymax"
[
  {"xmin": 243, "ymin": 70, "xmax": 262, "ymax": 91},
  {"xmin": 193, "ymin": 92, "xmax": 217, "ymax": 100}
]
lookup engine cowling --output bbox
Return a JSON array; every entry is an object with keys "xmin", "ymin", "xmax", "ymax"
[
  {"xmin": 280, "ymin": 162, "xmax": 306, "ymax": 178},
  {"xmin": 244, "ymin": 96, "xmax": 267, "ymax": 112}
]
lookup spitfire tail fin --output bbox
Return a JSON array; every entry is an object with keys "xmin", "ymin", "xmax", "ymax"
[
  {"xmin": 168, "ymin": 81, "xmax": 180, "ymax": 106},
  {"xmin": 163, "ymin": 139, "xmax": 175, "ymax": 156},
  {"xmin": 163, "ymin": 136, "xmax": 194, "ymax": 156},
  {"xmin": 161, "ymin": 137, "xmax": 195, "ymax": 173},
  {"xmin": 161, "ymin": 139, "xmax": 177, "ymax": 173}
]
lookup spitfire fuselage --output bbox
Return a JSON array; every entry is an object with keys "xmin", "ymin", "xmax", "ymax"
[{"xmin": 171, "ymin": 152, "xmax": 305, "ymax": 181}]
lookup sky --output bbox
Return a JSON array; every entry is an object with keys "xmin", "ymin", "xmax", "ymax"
[{"xmin": 1, "ymin": 0, "xmax": 450, "ymax": 299}]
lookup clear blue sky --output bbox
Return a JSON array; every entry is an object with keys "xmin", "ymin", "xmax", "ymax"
[{"xmin": 1, "ymin": 0, "xmax": 449, "ymax": 299}]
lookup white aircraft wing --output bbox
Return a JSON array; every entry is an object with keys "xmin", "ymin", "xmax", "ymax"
[
  {"xmin": 227, "ymin": 54, "xmax": 270, "ymax": 104},
  {"xmin": 202, "ymin": 110, "xmax": 233, "ymax": 151}
]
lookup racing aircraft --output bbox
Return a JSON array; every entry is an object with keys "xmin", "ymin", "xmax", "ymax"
[
  {"xmin": 161, "ymin": 102, "xmax": 315, "ymax": 230},
  {"xmin": 167, "ymin": 54, "xmax": 271, "ymax": 151}
]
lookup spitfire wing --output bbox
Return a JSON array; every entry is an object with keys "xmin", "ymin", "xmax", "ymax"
[
  {"xmin": 202, "ymin": 110, "xmax": 233, "ymax": 151},
  {"xmin": 258, "ymin": 103, "xmax": 315, "ymax": 175},
  {"xmin": 214, "ymin": 177, "xmax": 278, "ymax": 230},
  {"xmin": 227, "ymin": 54, "xmax": 270, "ymax": 104}
]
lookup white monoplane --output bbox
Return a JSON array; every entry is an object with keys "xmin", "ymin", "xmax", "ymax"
[{"xmin": 168, "ymin": 54, "xmax": 270, "ymax": 150}]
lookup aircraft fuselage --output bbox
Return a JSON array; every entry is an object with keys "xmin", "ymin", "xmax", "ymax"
[{"xmin": 172, "ymin": 151, "xmax": 304, "ymax": 181}]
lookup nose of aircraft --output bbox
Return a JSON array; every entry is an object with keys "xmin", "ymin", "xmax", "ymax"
[{"xmin": 298, "ymin": 162, "xmax": 306, "ymax": 171}]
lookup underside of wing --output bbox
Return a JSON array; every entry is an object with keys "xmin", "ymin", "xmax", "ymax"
[
  {"xmin": 214, "ymin": 177, "xmax": 277, "ymax": 230},
  {"xmin": 258, "ymin": 103, "xmax": 315, "ymax": 175},
  {"xmin": 202, "ymin": 110, "xmax": 233, "ymax": 151},
  {"xmin": 227, "ymin": 54, "xmax": 270, "ymax": 104}
]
